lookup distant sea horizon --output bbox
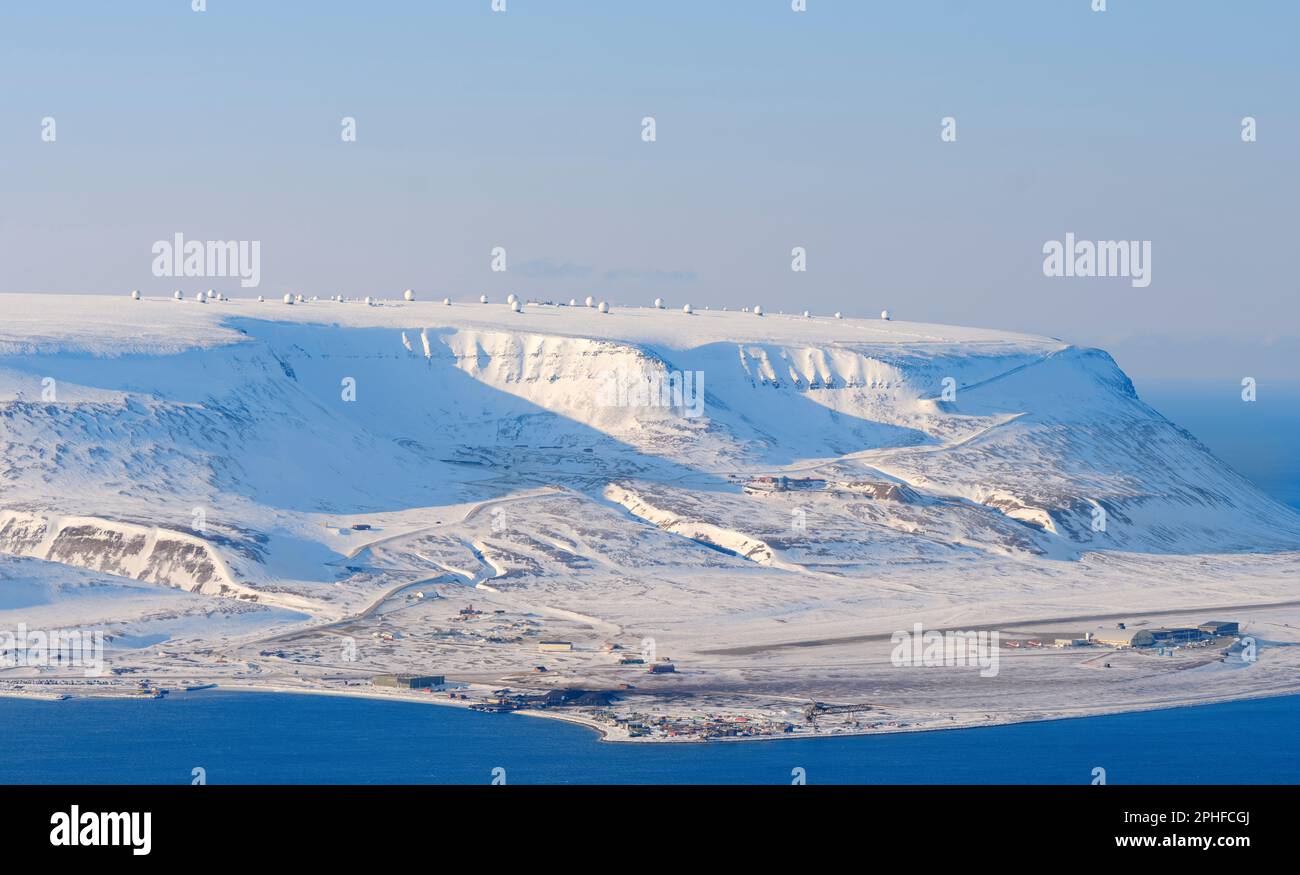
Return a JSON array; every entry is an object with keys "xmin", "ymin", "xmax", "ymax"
[{"xmin": 1137, "ymin": 378, "xmax": 1300, "ymax": 511}]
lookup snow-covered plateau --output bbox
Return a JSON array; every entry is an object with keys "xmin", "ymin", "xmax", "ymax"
[{"xmin": 2, "ymin": 293, "xmax": 1298, "ymax": 741}]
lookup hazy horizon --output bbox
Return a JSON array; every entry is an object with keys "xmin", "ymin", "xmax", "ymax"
[{"xmin": 3, "ymin": 1, "xmax": 1296, "ymax": 384}]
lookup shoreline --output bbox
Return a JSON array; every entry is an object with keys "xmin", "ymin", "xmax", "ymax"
[{"xmin": 5, "ymin": 678, "xmax": 1299, "ymax": 745}]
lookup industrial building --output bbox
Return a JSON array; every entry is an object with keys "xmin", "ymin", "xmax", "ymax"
[
  {"xmin": 1133, "ymin": 628, "xmax": 1203, "ymax": 647},
  {"xmin": 372, "ymin": 674, "xmax": 445, "ymax": 689},
  {"xmin": 1092, "ymin": 629, "xmax": 1141, "ymax": 648},
  {"xmin": 538, "ymin": 641, "xmax": 573, "ymax": 653},
  {"xmin": 1092, "ymin": 619, "xmax": 1240, "ymax": 649}
]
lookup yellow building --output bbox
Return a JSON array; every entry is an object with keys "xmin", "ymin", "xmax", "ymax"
[{"xmin": 1092, "ymin": 629, "xmax": 1140, "ymax": 648}]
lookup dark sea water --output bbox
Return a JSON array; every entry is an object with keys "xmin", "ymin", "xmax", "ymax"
[
  {"xmin": 1138, "ymin": 379, "xmax": 1300, "ymax": 511},
  {"xmin": 0, "ymin": 691, "xmax": 1297, "ymax": 784}
]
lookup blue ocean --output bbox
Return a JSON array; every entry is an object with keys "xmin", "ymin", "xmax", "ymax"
[
  {"xmin": 1138, "ymin": 379, "xmax": 1300, "ymax": 512},
  {"xmin": 0, "ymin": 690, "xmax": 1296, "ymax": 784}
]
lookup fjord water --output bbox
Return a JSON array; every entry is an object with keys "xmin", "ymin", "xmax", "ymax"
[
  {"xmin": 1138, "ymin": 379, "xmax": 1300, "ymax": 511},
  {"xmin": 0, "ymin": 691, "xmax": 1297, "ymax": 784}
]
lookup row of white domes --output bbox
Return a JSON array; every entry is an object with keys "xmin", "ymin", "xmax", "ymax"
[{"xmin": 129, "ymin": 289, "xmax": 891, "ymax": 320}]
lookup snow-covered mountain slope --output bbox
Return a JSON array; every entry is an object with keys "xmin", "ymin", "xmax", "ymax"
[{"xmin": 1, "ymin": 293, "xmax": 1297, "ymax": 619}]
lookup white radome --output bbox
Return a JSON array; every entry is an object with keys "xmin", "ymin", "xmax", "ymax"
[
  {"xmin": 754, "ymin": 305, "xmax": 764, "ymax": 316},
  {"xmin": 364, "ymin": 296, "xmax": 374, "ymax": 305},
  {"xmin": 195, "ymin": 292, "xmax": 205, "ymax": 303},
  {"xmin": 206, "ymin": 289, "xmax": 216, "ymax": 299},
  {"xmin": 803, "ymin": 310, "xmax": 810, "ymax": 318},
  {"xmin": 881, "ymin": 309, "xmax": 891, "ymax": 320},
  {"xmin": 443, "ymin": 297, "xmax": 451, "ymax": 306},
  {"xmin": 173, "ymin": 290, "xmax": 182, "ymax": 301},
  {"xmin": 130, "ymin": 290, "xmax": 141, "ymax": 300},
  {"xmin": 569, "ymin": 298, "xmax": 577, "ymax": 307},
  {"xmin": 506, "ymin": 293, "xmax": 517, "ymax": 305},
  {"xmin": 480, "ymin": 294, "xmax": 489, "ymax": 304},
  {"xmin": 585, "ymin": 295, "xmax": 595, "ymax": 308},
  {"xmin": 283, "ymin": 294, "xmax": 294, "ymax": 305},
  {"xmin": 683, "ymin": 303, "xmax": 693, "ymax": 314},
  {"xmin": 403, "ymin": 289, "xmax": 415, "ymax": 302},
  {"xmin": 510, "ymin": 300, "xmax": 522, "ymax": 313},
  {"xmin": 835, "ymin": 311, "xmax": 842, "ymax": 319},
  {"xmin": 653, "ymin": 297, "xmax": 664, "ymax": 309},
  {"xmin": 257, "ymin": 295, "xmax": 265, "ymax": 303},
  {"xmin": 598, "ymin": 301, "xmax": 609, "ymax": 313}
]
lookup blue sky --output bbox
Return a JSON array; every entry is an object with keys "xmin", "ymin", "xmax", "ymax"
[{"xmin": 2, "ymin": 1, "xmax": 1296, "ymax": 381}]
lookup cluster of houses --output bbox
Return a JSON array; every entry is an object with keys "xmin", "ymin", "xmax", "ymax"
[
  {"xmin": 535, "ymin": 640, "xmax": 678, "ymax": 674},
  {"xmin": 742, "ymin": 475, "xmax": 910, "ymax": 501},
  {"xmin": 744, "ymin": 476, "xmax": 826, "ymax": 494},
  {"xmin": 596, "ymin": 710, "xmax": 797, "ymax": 740}
]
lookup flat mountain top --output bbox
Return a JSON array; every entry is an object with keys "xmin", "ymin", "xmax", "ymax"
[{"xmin": 0, "ymin": 293, "xmax": 1060, "ymax": 357}]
